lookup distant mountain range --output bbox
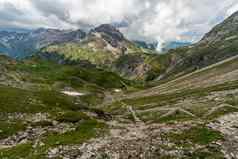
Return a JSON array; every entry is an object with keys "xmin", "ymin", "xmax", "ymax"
[
  {"xmin": 0, "ymin": 28, "xmax": 86, "ymax": 58},
  {"xmin": 0, "ymin": 26, "xmax": 192, "ymax": 59},
  {"xmin": 1, "ymin": 11, "xmax": 238, "ymax": 81}
]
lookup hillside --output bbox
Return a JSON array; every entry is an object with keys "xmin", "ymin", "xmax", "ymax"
[
  {"xmin": 119, "ymin": 54, "xmax": 238, "ymax": 99},
  {"xmin": 2, "ymin": 48, "xmax": 238, "ymax": 158},
  {"xmin": 0, "ymin": 54, "xmax": 142, "ymax": 158},
  {"xmin": 101, "ymin": 52, "xmax": 238, "ymax": 158},
  {"xmin": 158, "ymin": 11, "xmax": 238, "ymax": 81}
]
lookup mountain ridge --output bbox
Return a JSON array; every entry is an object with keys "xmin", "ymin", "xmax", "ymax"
[
  {"xmin": 37, "ymin": 24, "xmax": 160, "ymax": 80},
  {"xmin": 0, "ymin": 28, "xmax": 86, "ymax": 58},
  {"xmin": 1, "ymin": 10, "xmax": 238, "ymax": 82},
  {"xmin": 154, "ymin": 10, "xmax": 238, "ymax": 81}
]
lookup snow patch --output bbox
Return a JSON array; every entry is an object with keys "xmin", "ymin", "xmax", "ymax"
[
  {"xmin": 61, "ymin": 91, "xmax": 85, "ymax": 96},
  {"xmin": 114, "ymin": 89, "xmax": 122, "ymax": 93}
]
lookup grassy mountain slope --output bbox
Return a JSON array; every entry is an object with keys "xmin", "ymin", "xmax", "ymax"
[
  {"xmin": 2, "ymin": 50, "xmax": 237, "ymax": 158},
  {"xmin": 0, "ymin": 54, "xmax": 142, "ymax": 110},
  {"xmin": 159, "ymin": 11, "xmax": 238, "ymax": 81},
  {"xmin": 120, "ymin": 54, "xmax": 238, "ymax": 99},
  {"xmin": 0, "ymin": 54, "xmax": 137, "ymax": 158}
]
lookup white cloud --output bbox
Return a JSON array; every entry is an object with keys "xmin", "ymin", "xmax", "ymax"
[
  {"xmin": 0, "ymin": 0, "xmax": 238, "ymax": 50},
  {"xmin": 122, "ymin": 0, "xmax": 238, "ymax": 50},
  {"xmin": 226, "ymin": 3, "xmax": 238, "ymax": 17}
]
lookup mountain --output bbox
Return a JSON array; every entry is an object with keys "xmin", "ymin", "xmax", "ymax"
[
  {"xmin": 38, "ymin": 24, "xmax": 160, "ymax": 80},
  {"xmin": 154, "ymin": 11, "xmax": 238, "ymax": 81},
  {"xmin": 1, "ymin": 9, "xmax": 238, "ymax": 82},
  {"xmin": 0, "ymin": 28, "xmax": 86, "ymax": 58},
  {"xmin": 0, "ymin": 24, "xmax": 160, "ymax": 80}
]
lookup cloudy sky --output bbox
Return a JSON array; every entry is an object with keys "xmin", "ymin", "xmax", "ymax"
[{"xmin": 0, "ymin": 0, "xmax": 238, "ymax": 47}]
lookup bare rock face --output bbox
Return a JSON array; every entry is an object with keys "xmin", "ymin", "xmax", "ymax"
[
  {"xmin": 87, "ymin": 24, "xmax": 129, "ymax": 56},
  {"xmin": 114, "ymin": 54, "xmax": 152, "ymax": 80},
  {"xmin": 93, "ymin": 24, "xmax": 125, "ymax": 44}
]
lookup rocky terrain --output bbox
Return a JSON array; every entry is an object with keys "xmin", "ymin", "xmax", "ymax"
[{"xmin": 0, "ymin": 10, "xmax": 238, "ymax": 159}]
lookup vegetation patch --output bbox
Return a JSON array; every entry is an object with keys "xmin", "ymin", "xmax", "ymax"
[
  {"xmin": 187, "ymin": 147, "xmax": 224, "ymax": 159},
  {"xmin": 78, "ymin": 93, "xmax": 104, "ymax": 106},
  {"xmin": 0, "ymin": 143, "xmax": 43, "ymax": 159},
  {"xmin": 166, "ymin": 126, "xmax": 223, "ymax": 146},
  {"xmin": 0, "ymin": 85, "xmax": 81, "ymax": 113},
  {"xmin": 0, "ymin": 121, "xmax": 26, "ymax": 139},
  {"xmin": 55, "ymin": 111, "xmax": 90, "ymax": 123},
  {"xmin": 42, "ymin": 43, "xmax": 116, "ymax": 66},
  {"xmin": 43, "ymin": 119, "xmax": 107, "ymax": 147},
  {"xmin": 15, "ymin": 59, "xmax": 131, "ymax": 90}
]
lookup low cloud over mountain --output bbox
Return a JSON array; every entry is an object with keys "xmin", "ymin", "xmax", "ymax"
[{"xmin": 0, "ymin": 0, "xmax": 238, "ymax": 50}]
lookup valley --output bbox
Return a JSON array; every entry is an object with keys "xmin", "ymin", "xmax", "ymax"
[{"xmin": 0, "ymin": 9, "xmax": 238, "ymax": 159}]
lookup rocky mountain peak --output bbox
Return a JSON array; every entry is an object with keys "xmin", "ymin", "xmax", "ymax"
[{"xmin": 91, "ymin": 24, "xmax": 125, "ymax": 42}]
